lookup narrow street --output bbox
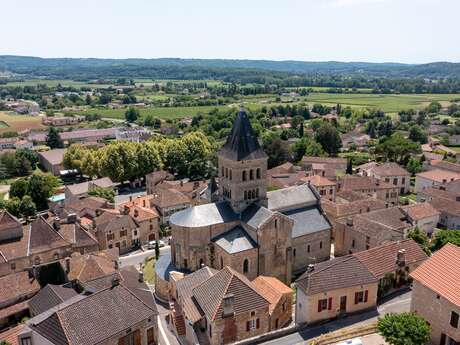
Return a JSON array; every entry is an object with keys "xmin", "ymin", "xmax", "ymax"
[{"xmin": 118, "ymin": 245, "xmax": 170, "ymax": 268}]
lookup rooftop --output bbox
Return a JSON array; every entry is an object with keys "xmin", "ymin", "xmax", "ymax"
[
  {"xmin": 416, "ymin": 169, "xmax": 460, "ymax": 183},
  {"xmin": 212, "ymin": 226, "xmax": 258, "ymax": 254},
  {"xmin": 370, "ymin": 162, "xmax": 410, "ymax": 177},
  {"xmin": 401, "ymin": 202, "xmax": 440, "ymax": 220},
  {"xmin": 282, "ymin": 206, "xmax": 331, "ymax": 238},
  {"xmin": 267, "ymin": 184, "xmax": 318, "ymax": 211}
]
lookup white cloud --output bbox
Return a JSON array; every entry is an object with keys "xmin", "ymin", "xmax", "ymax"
[{"xmin": 324, "ymin": 0, "xmax": 388, "ymax": 8}]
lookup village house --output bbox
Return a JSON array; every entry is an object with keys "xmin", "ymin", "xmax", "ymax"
[
  {"xmin": 64, "ymin": 177, "xmax": 116, "ymax": 205},
  {"xmin": 168, "ymin": 110, "xmax": 331, "ymax": 284},
  {"xmin": 29, "ymin": 127, "xmax": 119, "ymax": 144},
  {"xmin": 146, "ymin": 170, "xmax": 174, "ymax": 194},
  {"xmin": 416, "ymin": 169, "xmax": 460, "ymax": 193},
  {"xmin": 18, "ymin": 278, "xmax": 158, "ymax": 345},
  {"xmin": 401, "ymin": 202, "xmax": 440, "ymax": 237},
  {"xmin": 338, "ymin": 175, "xmax": 400, "ymax": 205},
  {"xmin": 118, "ymin": 198, "xmax": 160, "ymax": 243},
  {"xmin": 301, "ymin": 156, "xmax": 347, "ymax": 180},
  {"xmin": 365, "ymin": 162, "xmax": 411, "ymax": 194},
  {"xmin": 150, "ymin": 188, "xmax": 192, "ymax": 224},
  {"xmin": 334, "ymin": 207, "xmax": 412, "ymax": 256},
  {"xmin": 424, "ymin": 159, "xmax": 460, "ymax": 175},
  {"xmin": 418, "ymin": 187, "xmax": 460, "ymax": 230},
  {"xmin": 42, "ymin": 116, "xmax": 80, "ymax": 126},
  {"xmin": 411, "ymin": 244, "xmax": 460, "ymax": 345},
  {"xmin": 302, "ymin": 175, "xmax": 337, "ymax": 201},
  {"xmin": 28, "ymin": 283, "xmax": 79, "ymax": 317},
  {"xmin": 38, "ymin": 148, "xmax": 66, "ymax": 176},
  {"xmin": 295, "ymin": 255, "xmax": 378, "ymax": 325},
  {"xmin": 169, "ymin": 266, "xmax": 290, "ymax": 345}
]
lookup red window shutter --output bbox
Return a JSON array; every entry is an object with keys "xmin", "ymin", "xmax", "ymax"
[
  {"xmin": 246, "ymin": 321, "xmax": 250, "ymax": 332},
  {"xmin": 354, "ymin": 292, "xmax": 359, "ymax": 304},
  {"xmin": 364, "ymin": 290, "xmax": 369, "ymax": 303},
  {"xmin": 256, "ymin": 318, "xmax": 260, "ymax": 329},
  {"xmin": 328, "ymin": 297, "xmax": 332, "ymax": 310},
  {"xmin": 318, "ymin": 300, "xmax": 322, "ymax": 312}
]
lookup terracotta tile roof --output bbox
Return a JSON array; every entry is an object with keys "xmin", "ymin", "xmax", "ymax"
[
  {"xmin": 296, "ymin": 255, "xmax": 377, "ymax": 295},
  {"xmin": 57, "ymin": 222, "xmax": 98, "ymax": 248},
  {"xmin": 322, "ymin": 193, "xmax": 387, "ymax": 219},
  {"xmin": 354, "ymin": 239, "xmax": 428, "ymax": 279},
  {"xmin": 301, "ymin": 175, "xmax": 336, "ymax": 187},
  {"xmin": 28, "ymin": 217, "xmax": 70, "ymax": 256},
  {"xmin": 94, "ymin": 212, "xmax": 137, "ymax": 233},
  {"xmin": 339, "ymin": 175, "xmax": 395, "ymax": 191},
  {"xmin": 65, "ymin": 196, "xmax": 108, "ymax": 214},
  {"xmin": 66, "ymin": 177, "xmax": 115, "ymax": 196},
  {"xmin": 146, "ymin": 170, "xmax": 174, "ymax": 186},
  {"xmin": 268, "ymin": 171, "xmax": 306, "ymax": 189},
  {"xmin": 401, "ymin": 203, "xmax": 440, "ymax": 220},
  {"xmin": 302, "ymin": 156, "xmax": 347, "ymax": 165},
  {"xmin": 268, "ymin": 162, "xmax": 296, "ymax": 175},
  {"xmin": 419, "ymin": 188, "xmax": 460, "ymax": 217},
  {"xmin": 252, "ymin": 276, "xmax": 292, "ymax": 313},
  {"xmin": 192, "ymin": 266, "xmax": 269, "ymax": 321},
  {"xmin": 411, "ymin": 244, "xmax": 460, "ymax": 307},
  {"xmin": 0, "ymin": 301, "xmax": 29, "ymax": 320},
  {"xmin": 371, "ymin": 162, "xmax": 410, "ymax": 177},
  {"xmin": 0, "ymin": 271, "xmax": 40, "ymax": 305},
  {"xmin": 0, "ymin": 210, "xmax": 23, "ymax": 242},
  {"xmin": 429, "ymin": 160, "xmax": 460, "ymax": 173},
  {"xmin": 31, "ymin": 284, "xmax": 156, "ymax": 345},
  {"xmin": 150, "ymin": 188, "xmax": 191, "ymax": 209},
  {"xmin": 65, "ymin": 252, "xmax": 117, "ymax": 283},
  {"xmin": 0, "ymin": 323, "xmax": 24, "ymax": 345},
  {"xmin": 38, "ymin": 148, "xmax": 66, "ymax": 165},
  {"xmin": 28, "ymin": 284, "xmax": 79, "ymax": 316},
  {"xmin": 0, "ymin": 226, "xmax": 29, "ymax": 262},
  {"xmin": 121, "ymin": 205, "xmax": 159, "ymax": 222},
  {"xmin": 417, "ymin": 169, "xmax": 460, "ymax": 183}
]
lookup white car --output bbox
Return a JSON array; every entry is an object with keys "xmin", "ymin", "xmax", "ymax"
[
  {"xmin": 336, "ymin": 338, "xmax": 363, "ymax": 345},
  {"xmin": 147, "ymin": 240, "xmax": 165, "ymax": 249}
]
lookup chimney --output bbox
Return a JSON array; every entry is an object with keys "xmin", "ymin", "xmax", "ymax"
[
  {"xmin": 53, "ymin": 217, "xmax": 60, "ymax": 231},
  {"xmin": 122, "ymin": 205, "xmax": 130, "ymax": 215},
  {"xmin": 111, "ymin": 275, "xmax": 120, "ymax": 288},
  {"xmin": 193, "ymin": 181, "xmax": 199, "ymax": 189},
  {"xmin": 346, "ymin": 217, "xmax": 353, "ymax": 227},
  {"xmin": 67, "ymin": 213, "xmax": 77, "ymax": 224},
  {"xmin": 65, "ymin": 257, "xmax": 71, "ymax": 273},
  {"xmin": 138, "ymin": 271, "xmax": 144, "ymax": 283},
  {"xmin": 307, "ymin": 264, "xmax": 315, "ymax": 273},
  {"xmin": 397, "ymin": 249, "xmax": 406, "ymax": 267},
  {"xmin": 222, "ymin": 294, "xmax": 235, "ymax": 318}
]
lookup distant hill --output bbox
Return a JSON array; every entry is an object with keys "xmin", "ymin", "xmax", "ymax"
[{"xmin": 0, "ymin": 55, "xmax": 460, "ymax": 81}]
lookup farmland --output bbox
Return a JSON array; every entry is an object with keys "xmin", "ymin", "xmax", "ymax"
[{"xmin": 0, "ymin": 112, "xmax": 44, "ymax": 133}]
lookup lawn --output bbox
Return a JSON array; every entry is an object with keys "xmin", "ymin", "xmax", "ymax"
[
  {"xmin": 142, "ymin": 256, "xmax": 156, "ymax": 284},
  {"xmin": 0, "ymin": 111, "xmax": 44, "ymax": 133}
]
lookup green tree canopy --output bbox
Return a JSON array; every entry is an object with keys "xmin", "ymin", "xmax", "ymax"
[
  {"xmin": 378, "ymin": 312, "xmax": 431, "ymax": 345},
  {"xmin": 376, "ymin": 133, "xmax": 420, "ymax": 164},
  {"xmin": 88, "ymin": 186, "xmax": 115, "ymax": 203},
  {"xmin": 125, "ymin": 107, "xmax": 139, "ymax": 123},
  {"xmin": 291, "ymin": 137, "xmax": 324, "ymax": 162},
  {"xmin": 408, "ymin": 227, "xmax": 431, "ymax": 255},
  {"xmin": 408, "ymin": 125, "xmax": 428, "ymax": 144},
  {"xmin": 314, "ymin": 122, "xmax": 342, "ymax": 156},
  {"xmin": 431, "ymin": 230, "xmax": 460, "ymax": 252},
  {"xmin": 46, "ymin": 127, "xmax": 64, "ymax": 149}
]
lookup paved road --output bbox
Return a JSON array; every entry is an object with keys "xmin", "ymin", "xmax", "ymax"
[
  {"xmin": 119, "ymin": 246, "xmax": 170, "ymax": 268},
  {"xmin": 261, "ymin": 290, "xmax": 412, "ymax": 345},
  {"xmin": 156, "ymin": 301, "xmax": 180, "ymax": 345}
]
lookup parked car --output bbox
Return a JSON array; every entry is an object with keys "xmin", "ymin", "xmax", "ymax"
[
  {"xmin": 337, "ymin": 338, "xmax": 363, "ymax": 345},
  {"xmin": 147, "ymin": 240, "xmax": 165, "ymax": 249}
]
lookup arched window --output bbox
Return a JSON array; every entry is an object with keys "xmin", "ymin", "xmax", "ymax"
[
  {"xmin": 225, "ymin": 168, "xmax": 228, "ymax": 178},
  {"xmin": 251, "ymin": 190, "xmax": 256, "ymax": 199},
  {"xmin": 221, "ymin": 166, "xmax": 224, "ymax": 177},
  {"xmin": 229, "ymin": 170, "xmax": 232, "ymax": 180},
  {"xmin": 274, "ymin": 219, "xmax": 278, "ymax": 229},
  {"xmin": 244, "ymin": 191, "xmax": 248, "ymax": 200},
  {"xmin": 256, "ymin": 188, "xmax": 259, "ymax": 198},
  {"xmin": 250, "ymin": 170, "xmax": 254, "ymax": 180},
  {"xmin": 256, "ymin": 168, "xmax": 261, "ymax": 179},
  {"xmin": 199, "ymin": 258, "xmax": 204, "ymax": 268},
  {"xmin": 243, "ymin": 259, "xmax": 249, "ymax": 273},
  {"xmin": 242, "ymin": 171, "xmax": 247, "ymax": 181}
]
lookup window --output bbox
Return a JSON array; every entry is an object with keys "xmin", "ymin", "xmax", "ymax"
[
  {"xmin": 149, "ymin": 224, "xmax": 153, "ymax": 230},
  {"xmin": 34, "ymin": 257, "xmax": 40, "ymax": 265},
  {"xmin": 274, "ymin": 219, "xmax": 278, "ymax": 229},
  {"xmin": 244, "ymin": 191, "xmax": 248, "ymax": 200},
  {"xmin": 317, "ymin": 298, "xmax": 328, "ymax": 312},
  {"xmin": 402, "ymin": 177, "xmax": 405, "ymax": 184},
  {"xmin": 21, "ymin": 338, "xmax": 32, "ymax": 345},
  {"xmin": 225, "ymin": 168, "xmax": 228, "ymax": 178},
  {"xmin": 10, "ymin": 263, "xmax": 16, "ymax": 270},
  {"xmin": 451, "ymin": 311, "xmax": 459, "ymax": 328},
  {"xmin": 352, "ymin": 239, "xmax": 355, "ymax": 248},
  {"xmin": 199, "ymin": 258, "xmax": 204, "ymax": 268},
  {"xmin": 354, "ymin": 290, "xmax": 368, "ymax": 304},
  {"xmin": 293, "ymin": 249, "xmax": 296, "ymax": 257},
  {"xmin": 120, "ymin": 332, "xmax": 135, "ymax": 345},
  {"xmin": 183, "ymin": 259, "xmax": 188, "ymax": 268},
  {"xmin": 307, "ymin": 245, "xmax": 310, "ymax": 253},
  {"xmin": 247, "ymin": 318, "xmax": 259, "ymax": 331},
  {"xmin": 221, "ymin": 166, "xmax": 224, "ymax": 176},
  {"xmin": 282, "ymin": 302, "xmax": 286, "ymax": 311},
  {"xmin": 220, "ymin": 257, "xmax": 223, "ymax": 269},
  {"xmin": 319, "ymin": 241, "xmax": 323, "ymax": 249},
  {"xmin": 209, "ymin": 323, "xmax": 212, "ymax": 337},
  {"xmin": 250, "ymin": 170, "xmax": 254, "ymax": 180},
  {"xmin": 243, "ymin": 259, "xmax": 249, "ymax": 273},
  {"xmin": 134, "ymin": 230, "xmax": 138, "ymax": 236},
  {"xmin": 393, "ymin": 178, "xmax": 398, "ymax": 185},
  {"xmin": 54, "ymin": 253, "xmax": 59, "ymax": 260},
  {"xmin": 147, "ymin": 327, "xmax": 155, "ymax": 345},
  {"xmin": 242, "ymin": 171, "xmax": 247, "ymax": 181},
  {"xmin": 107, "ymin": 233, "xmax": 115, "ymax": 241},
  {"xmin": 256, "ymin": 168, "xmax": 261, "ymax": 179},
  {"xmin": 229, "ymin": 170, "xmax": 232, "ymax": 180},
  {"xmin": 120, "ymin": 230, "xmax": 127, "ymax": 237}
]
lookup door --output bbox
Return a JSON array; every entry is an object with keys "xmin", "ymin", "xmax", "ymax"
[{"xmin": 340, "ymin": 296, "xmax": 347, "ymax": 312}]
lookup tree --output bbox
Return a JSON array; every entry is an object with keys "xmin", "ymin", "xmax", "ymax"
[
  {"xmin": 26, "ymin": 173, "xmax": 60, "ymax": 211},
  {"xmin": 408, "ymin": 125, "xmax": 428, "ymax": 144},
  {"xmin": 408, "ymin": 227, "xmax": 431, "ymax": 255},
  {"xmin": 291, "ymin": 137, "xmax": 324, "ymax": 162},
  {"xmin": 263, "ymin": 135, "xmax": 291, "ymax": 169},
  {"xmin": 376, "ymin": 134, "xmax": 420, "ymax": 164},
  {"xmin": 346, "ymin": 157, "xmax": 353, "ymax": 175},
  {"xmin": 155, "ymin": 241, "xmax": 160, "ymax": 260},
  {"xmin": 46, "ymin": 127, "xmax": 64, "ymax": 149},
  {"xmin": 88, "ymin": 186, "xmax": 115, "ymax": 203},
  {"xmin": 10, "ymin": 177, "xmax": 28, "ymax": 199},
  {"xmin": 19, "ymin": 195, "xmax": 36, "ymax": 220},
  {"xmin": 406, "ymin": 157, "xmax": 422, "ymax": 175},
  {"xmin": 125, "ymin": 107, "xmax": 139, "ymax": 123},
  {"xmin": 15, "ymin": 149, "xmax": 38, "ymax": 170},
  {"xmin": 431, "ymin": 230, "xmax": 460, "ymax": 252},
  {"xmin": 63, "ymin": 144, "xmax": 86, "ymax": 172},
  {"xmin": 1, "ymin": 340, "xmax": 12, "ymax": 345},
  {"xmin": 378, "ymin": 312, "xmax": 431, "ymax": 345},
  {"xmin": 426, "ymin": 101, "xmax": 442, "ymax": 114},
  {"xmin": 4, "ymin": 197, "xmax": 21, "ymax": 218},
  {"xmin": 315, "ymin": 123, "xmax": 342, "ymax": 156},
  {"xmin": 81, "ymin": 150, "xmax": 100, "ymax": 178}
]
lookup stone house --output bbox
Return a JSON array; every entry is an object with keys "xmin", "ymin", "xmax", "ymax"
[
  {"xmin": 301, "ymin": 175, "xmax": 337, "ymax": 201},
  {"xmin": 169, "ymin": 111, "xmax": 332, "ymax": 284},
  {"xmin": 401, "ymin": 202, "xmax": 440, "ymax": 237},
  {"xmin": 18, "ymin": 280, "xmax": 158, "ymax": 345},
  {"xmin": 64, "ymin": 177, "xmax": 116, "ymax": 205},
  {"xmin": 416, "ymin": 169, "xmax": 460, "ymax": 194},
  {"xmin": 366, "ymin": 162, "xmax": 411, "ymax": 195},
  {"xmin": 38, "ymin": 148, "xmax": 66, "ymax": 176},
  {"xmin": 150, "ymin": 188, "xmax": 191, "ymax": 224},
  {"xmin": 424, "ymin": 159, "xmax": 460, "ymax": 174},
  {"xmin": 119, "ymin": 202, "xmax": 160, "ymax": 243},
  {"xmin": 411, "ymin": 244, "xmax": 460, "ymax": 345},
  {"xmin": 146, "ymin": 170, "xmax": 174, "ymax": 194},
  {"xmin": 418, "ymin": 187, "xmax": 460, "ymax": 230},
  {"xmin": 338, "ymin": 175, "xmax": 399, "ymax": 205},
  {"xmin": 295, "ymin": 255, "xmax": 378, "ymax": 325},
  {"xmin": 334, "ymin": 207, "xmax": 412, "ymax": 256},
  {"xmin": 170, "ymin": 266, "xmax": 290, "ymax": 345},
  {"xmin": 301, "ymin": 156, "xmax": 347, "ymax": 180}
]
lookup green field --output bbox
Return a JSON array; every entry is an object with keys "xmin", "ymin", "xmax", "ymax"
[{"xmin": 0, "ymin": 112, "xmax": 44, "ymax": 133}]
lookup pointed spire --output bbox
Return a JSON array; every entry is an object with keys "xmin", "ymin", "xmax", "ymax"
[{"xmin": 219, "ymin": 110, "xmax": 267, "ymax": 161}]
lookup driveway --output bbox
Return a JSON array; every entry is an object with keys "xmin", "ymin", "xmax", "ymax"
[
  {"xmin": 261, "ymin": 290, "xmax": 411, "ymax": 345},
  {"xmin": 119, "ymin": 245, "xmax": 170, "ymax": 268}
]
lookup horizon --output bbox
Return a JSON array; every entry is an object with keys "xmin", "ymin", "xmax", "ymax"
[{"xmin": 2, "ymin": 0, "xmax": 460, "ymax": 64}]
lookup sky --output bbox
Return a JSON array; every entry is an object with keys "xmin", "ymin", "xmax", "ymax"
[{"xmin": 2, "ymin": 0, "xmax": 459, "ymax": 64}]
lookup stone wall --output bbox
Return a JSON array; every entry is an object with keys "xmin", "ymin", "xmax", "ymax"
[{"xmin": 292, "ymin": 230, "xmax": 331, "ymax": 275}]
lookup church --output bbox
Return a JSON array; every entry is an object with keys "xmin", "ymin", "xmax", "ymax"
[{"xmin": 170, "ymin": 110, "xmax": 331, "ymax": 283}]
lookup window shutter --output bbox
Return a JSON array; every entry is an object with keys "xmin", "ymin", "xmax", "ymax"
[
  {"xmin": 354, "ymin": 292, "xmax": 359, "ymax": 304},
  {"xmin": 364, "ymin": 290, "xmax": 368, "ymax": 303},
  {"xmin": 328, "ymin": 297, "xmax": 332, "ymax": 310},
  {"xmin": 246, "ymin": 321, "xmax": 250, "ymax": 332},
  {"xmin": 134, "ymin": 330, "xmax": 141, "ymax": 345},
  {"xmin": 256, "ymin": 318, "xmax": 260, "ymax": 329},
  {"xmin": 317, "ymin": 300, "xmax": 322, "ymax": 312}
]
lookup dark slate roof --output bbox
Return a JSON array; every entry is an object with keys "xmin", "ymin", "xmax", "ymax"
[
  {"xmin": 212, "ymin": 226, "xmax": 257, "ymax": 254},
  {"xmin": 267, "ymin": 185, "xmax": 318, "ymax": 211},
  {"xmin": 155, "ymin": 248, "xmax": 188, "ymax": 282},
  {"xmin": 169, "ymin": 201, "xmax": 238, "ymax": 228},
  {"xmin": 282, "ymin": 207, "xmax": 331, "ymax": 238},
  {"xmin": 296, "ymin": 255, "xmax": 377, "ymax": 295},
  {"xmin": 28, "ymin": 284, "xmax": 78, "ymax": 316},
  {"xmin": 219, "ymin": 110, "xmax": 267, "ymax": 161},
  {"xmin": 241, "ymin": 203, "xmax": 274, "ymax": 229},
  {"xmin": 31, "ymin": 284, "xmax": 157, "ymax": 345}
]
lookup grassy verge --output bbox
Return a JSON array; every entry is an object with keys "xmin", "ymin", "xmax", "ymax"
[{"xmin": 142, "ymin": 256, "xmax": 156, "ymax": 284}]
